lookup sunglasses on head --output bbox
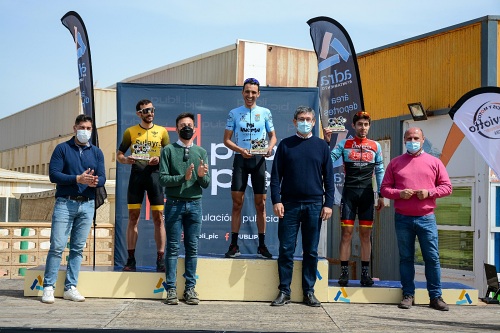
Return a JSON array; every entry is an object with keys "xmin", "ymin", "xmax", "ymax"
[
  {"xmin": 139, "ymin": 107, "xmax": 155, "ymax": 114},
  {"xmin": 183, "ymin": 147, "xmax": 190, "ymax": 162},
  {"xmin": 355, "ymin": 111, "xmax": 370, "ymax": 117},
  {"xmin": 244, "ymin": 78, "xmax": 260, "ymax": 85}
]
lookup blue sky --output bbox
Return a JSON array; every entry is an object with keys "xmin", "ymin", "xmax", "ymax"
[{"xmin": 0, "ymin": 0, "xmax": 498, "ymax": 120}]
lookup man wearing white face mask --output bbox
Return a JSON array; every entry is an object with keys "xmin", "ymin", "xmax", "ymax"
[
  {"xmin": 381, "ymin": 127, "xmax": 452, "ymax": 311},
  {"xmin": 270, "ymin": 106, "xmax": 335, "ymax": 307},
  {"xmin": 42, "ymin": 115, "xmax": 106, "ymax": 304}
]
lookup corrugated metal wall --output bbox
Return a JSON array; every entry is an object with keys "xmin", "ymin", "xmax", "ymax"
[
  {"xmin": 0, "ymin": 88, "xmax": 116, "ymax": 152},
  {"xmin": 0, "ymin": 90, "xmax": 80, "ymax": 152},
  {"xmin": 0, "ymin": 89, "xmax": 117, "ymax": 173},
  {"xmin": 358, "ymin": 23, "xmax": 482, "ymax": 121},
  {"xmin": 124, "ymin": 41, "xmax": 319, "ymax": 89},
  {"xmin": 125, "ymin": 45, "xmax": 238, "ymax": 86},
  {"xmin": 94, "ymin": 89, "xmax": 118, "ymax": 128},
  {"xmin": 265, "ymin": 45, "xmax": 318, "ymax": 88}
]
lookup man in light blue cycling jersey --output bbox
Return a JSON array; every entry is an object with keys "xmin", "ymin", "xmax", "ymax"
[{"xmin": 223, "ymin": 78, "xmax": 277, "ymax": 259}]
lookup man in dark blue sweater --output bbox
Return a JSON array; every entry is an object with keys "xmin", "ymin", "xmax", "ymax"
[
  {"xmin": 42, "ymin": 115, "xmax": 106, "ymax": 304},
  {"xmin": 270, "ymin": 106, "xmax": 335, "ymax": 307}
]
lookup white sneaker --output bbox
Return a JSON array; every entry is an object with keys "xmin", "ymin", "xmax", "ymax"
[
  {"xmin": 63, "ymin": 286, "xmax": 85, "ymax": 302},
  {"xmin": 41, "ymin": 286, "xmax": 55, "ymax": 304}
]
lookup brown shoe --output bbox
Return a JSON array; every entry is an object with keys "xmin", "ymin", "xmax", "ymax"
[
  {"xmin": 398, "ymin": 295, "xmax": 414, "ymax": 309},
  {"xmin": 430, "ymin": 297, "xmax": 449, "ymax": 311}
]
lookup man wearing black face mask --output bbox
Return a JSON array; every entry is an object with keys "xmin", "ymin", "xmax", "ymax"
[
  {"xmin": 159, "ymin": 112, "xmax": 210, "ymax": 305},
  {"xmin": 117, "ymin": 99, "xmax": 170, "ymax": 272}
]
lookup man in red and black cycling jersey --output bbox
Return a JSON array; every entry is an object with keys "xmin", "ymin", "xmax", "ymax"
[{"xmin": 324, "ymin": 111, "xmax": 384, "ymax": 287}]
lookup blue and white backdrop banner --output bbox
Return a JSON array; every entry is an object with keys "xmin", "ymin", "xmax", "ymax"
[{"xmin": 115, "ymin": 83, "xmax": 319, "ymax": 268}]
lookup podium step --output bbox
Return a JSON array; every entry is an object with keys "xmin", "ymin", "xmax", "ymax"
[
  {"xmin": 24, "ymin": 256, "xmax": 329, "ymax": 302},
  {"xmin": 23, "ymin": 256, "xmax": 477, "ymax": 305},
  {"xmin": 328, "ymin": 280, "xmax": 478, "ymax": 305}
]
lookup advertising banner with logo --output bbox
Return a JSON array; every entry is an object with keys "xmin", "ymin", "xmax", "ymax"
[
  {"xmin": 61, "ymin": 11, "xmax": 107, "ymax": 210},
  {"xmin": 308, "ymin": 16, "xmax": 364, "ymax": 205},
  {"xmin": 449, "ymin": 86, "xmax": 500, "ymax": 178},
  {"xmin": 115, "ymin": 83, "xmax": 319, "ymax": 268},
  {"xmin": 61, "ymin": 12, "xmax": 97, "ymax": 143}
]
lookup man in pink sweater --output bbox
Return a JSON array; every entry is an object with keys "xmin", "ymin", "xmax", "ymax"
[{"xmin": 381, "ymin": 127, "xmax": 452, "ymax": 311}]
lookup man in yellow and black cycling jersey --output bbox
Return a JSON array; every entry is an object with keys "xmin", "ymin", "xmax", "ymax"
[{"xmin": 117, "ymin": 99, "xmax": 170, "ymax": 272}]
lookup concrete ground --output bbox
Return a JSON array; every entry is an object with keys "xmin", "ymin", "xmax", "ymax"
[{"xmin": 1, "ymin": 279, "xmax": 499, "ymax": 333}]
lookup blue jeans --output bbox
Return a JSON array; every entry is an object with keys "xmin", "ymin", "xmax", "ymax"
[
  {"xmin": 164, "ymin": 198, "xmax": 202, "ymax": 290},
  {"xmin": 43, "ymin": 197, "xmax": 94, "ymax": 290},
  {"xmin": 277, "ymin": 202, "xmax": 322, "ymax": 296},
  {"xmin": 395, "ymin": 213, "xmax": 442, "ymax": 299}
]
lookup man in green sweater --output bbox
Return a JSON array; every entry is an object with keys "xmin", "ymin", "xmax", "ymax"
[{"xmin": 159, "ymin": 112, "xmax": 210, "ymax": 305}]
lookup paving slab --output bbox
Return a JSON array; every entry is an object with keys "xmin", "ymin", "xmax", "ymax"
[{"xmin": 1, "ymin": 279, "xmax": 500, "ymax": 332}]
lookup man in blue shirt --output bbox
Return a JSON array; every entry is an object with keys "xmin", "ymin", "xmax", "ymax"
[
  {"xmin": 270, "ymin": 106, "xmax": 335, "ymax": 307},
  {"xmin": 41, "ymin": 115, "xmax": 106, "ymax": 304},
  {"xmin": 223, "ymin": 78, "xmax": 277, "ymax": 259}
]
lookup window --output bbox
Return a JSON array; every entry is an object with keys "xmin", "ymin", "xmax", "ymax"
[
  {"xmin": 416, "ymin": 185, "xmax": 473, "ymax": 271},
  {"xmin": 435, "ymin": 187, "xmax": 471, "ymax": 227}
]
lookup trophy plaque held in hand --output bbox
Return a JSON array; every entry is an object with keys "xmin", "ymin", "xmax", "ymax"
[
  {"xmin": 327, "ymin": 116, "xmax": 347, "ymax": 132},
  {"xmin": 131, "ymin": 143, "xmax": 151, "ymax": 161},
  {"xmin": 250, "ymin": 138, "xmax": 269, "ymax": 155}
]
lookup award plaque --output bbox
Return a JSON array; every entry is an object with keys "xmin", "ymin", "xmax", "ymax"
[
  {"xmin": 326, "ymin": 116, "xmax": 347, "ymax": 132},
  {"xmin": 249, "ymin": 139, "xmax": 269, "ymax": 155},
  {"xmin": 131, "ymin": 143, "xmax": 151, "ymax": 160},
  {"xmin": 131, "ymin": 152, "xmax": 150, "ymax": 161}
]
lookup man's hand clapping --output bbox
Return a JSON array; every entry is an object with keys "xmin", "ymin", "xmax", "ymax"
[
  {"xmin": 197, "ymin": 159, "xmax": 208, "ymax": 178},
  {"xmin": 77, "ymin": 168, "xmax": 98, "ymax": 187}
]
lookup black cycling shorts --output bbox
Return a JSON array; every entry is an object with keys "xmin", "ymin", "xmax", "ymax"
[
  {"xmin": 231, "ymin": 154, "xmax": 268, "ymax": 194},
  {"xmin": 127, "ymin": 168, "xmax": 164, "ymax": 211},
  {"xmin": 340, "ymin": 187, "xmax": 375, "ymax": 227}
]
